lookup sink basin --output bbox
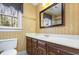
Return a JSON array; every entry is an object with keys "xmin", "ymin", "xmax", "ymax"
[{"xmin": 43, "ymin": 35, "xmax": 50, "ymax": 37}]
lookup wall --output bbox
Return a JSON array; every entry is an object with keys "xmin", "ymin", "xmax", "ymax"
[
  {"xmin": 36, "ymin": 3, "xmax": 79, "ymax": 35},
  {"xmin": 0, "ymin": 3, "xmax": 37, "ymax": 51}
]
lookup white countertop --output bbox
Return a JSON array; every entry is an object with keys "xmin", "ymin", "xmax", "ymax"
[{"xmin": 26, "ymin": 33, "xmax": 79, "ymax": 49}]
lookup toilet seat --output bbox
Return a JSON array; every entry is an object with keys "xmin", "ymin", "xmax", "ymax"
[{"xmin": 1, "ymin": 49, "xmax": 17, "ymax": 55}]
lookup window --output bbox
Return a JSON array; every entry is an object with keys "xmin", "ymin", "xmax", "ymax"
[{"xmin": 0, "ymin": 3, "xmax": 23, "ymax": 31}]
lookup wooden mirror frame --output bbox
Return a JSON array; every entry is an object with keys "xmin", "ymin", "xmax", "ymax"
[{"xmin": 39, "ymin": 3, "xmax": 64, "ymax": 28}]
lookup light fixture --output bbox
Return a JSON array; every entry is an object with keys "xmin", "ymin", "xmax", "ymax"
[
  {"xmin": 42, "ymin": 3, "xmax": 49, "ymax": 6},
  {"xmin": 42, "ymin": 3, "xmax": 52, "ymax": 8}
]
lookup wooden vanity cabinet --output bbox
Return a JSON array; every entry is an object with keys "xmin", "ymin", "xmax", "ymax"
[
  {"xmin": 26, "ymin": 36, "xmax": 79, "ymax": 55},
  {"xmin": 37, "ymin": 40, "xmax": 47, "ymax": 55},
  {"xmin": 31, "ymin": 39, "xmax": 38, "ymax": 55},
  {"xmin": 26, "ymin": 37, "xmax": 32, "ymax": 54}
]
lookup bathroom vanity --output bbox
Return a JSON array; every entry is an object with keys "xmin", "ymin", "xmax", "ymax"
[{"xmin": 26, "ymin": 33, "xmax": 79, "ymax": 55}]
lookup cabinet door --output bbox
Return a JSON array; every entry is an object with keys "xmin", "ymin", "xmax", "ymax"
[
  {"xmin": 37, "ymin": 40, "xmax": 47, "ymax": 55},
  {"xmin": 47, "ymin": 43, "xmax": 59, "ymax": 55},
  {"xmin": 37, "ymin": 47, "xmax": 47, "ymax": 55},
  {"xmin": 31, "ymin": 39, "xmax": 38, "ymax": 55},
  {"xmin": 47, "ymin": 42, "xmax": 73, "ymax": 55},
  {"xmin": 26, "ymin": 37, "xmax": 32, "ymax": 54}
]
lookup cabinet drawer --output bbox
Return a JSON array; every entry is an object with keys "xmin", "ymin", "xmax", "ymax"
[
  {"xmin": 32, "ymin": 39, "xmax": 37, "ymax": 48},
  {"xmin": 47, "ymin": 42, "xmax": 74, "ymax": 55},
  {"xmin": 37, "ymin": 46, "xmax": 47, "ymax": 55},
  {"xmin": 38, "ymin": 40, "xmax": 47, "ymax": 55},
  {"xmin": 38, "ymin": 40, "xmax": 46, "ymax": 48},
  {"xmin": 47, "ymin": 44, "xmax": 60, "ymax": 55}
]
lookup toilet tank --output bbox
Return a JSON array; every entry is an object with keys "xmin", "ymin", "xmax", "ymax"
[{"xmin": 0, "ymin": 38, "xmax": 17, "ymax": 52}]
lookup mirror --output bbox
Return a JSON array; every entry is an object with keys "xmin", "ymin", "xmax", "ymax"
[{"xmin": 40, "ymin": 3, "xmax": 64, "ymax": 28}]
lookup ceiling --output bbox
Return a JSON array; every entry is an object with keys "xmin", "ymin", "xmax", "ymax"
[
  {"xmin": 31, "ymin": 3, "xmax": 62, "ymax": 16},
  {"xmin": 31, "ymin": 3, "xmax": 38, "ymax": 6},
  {"xmin": 44, "ymin": 3, "xmax": 62, "ymax": 15}
]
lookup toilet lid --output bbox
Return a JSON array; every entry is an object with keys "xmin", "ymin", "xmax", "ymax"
[{"xmin": 1, "ymin": 49, "xmax": 17, "ymax": 55}]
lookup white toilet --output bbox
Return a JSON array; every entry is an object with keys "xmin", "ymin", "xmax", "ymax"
[{"xmin": 0, "ymin": 38, "xmax": 17, "ymax": 55}]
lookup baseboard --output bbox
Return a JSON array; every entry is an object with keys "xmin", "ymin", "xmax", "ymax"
[{"xmin": 17, "ymin": 50, "xmax": 28, "ymax": 55}]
